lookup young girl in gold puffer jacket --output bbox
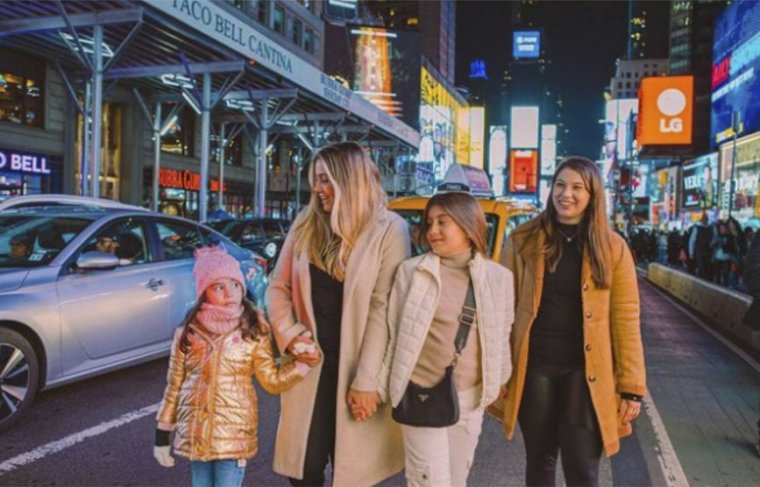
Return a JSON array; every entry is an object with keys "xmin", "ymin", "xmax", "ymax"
[{"xmin": 153, "ymin": 246, "xmax": 315, "ymax": 487}]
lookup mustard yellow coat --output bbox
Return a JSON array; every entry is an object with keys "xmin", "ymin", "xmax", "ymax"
[
  {"xmin": 156, "ymin": 324, "xmax": 303, "ymax": 461},
  {"xmin": 500, "ymin": 224, "xmax": 646, "ymax": 457}
]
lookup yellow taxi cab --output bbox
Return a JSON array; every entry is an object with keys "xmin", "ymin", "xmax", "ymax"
[{"xmin": 388, "ymin": 164, "xmax": 538, "ymax": 262}]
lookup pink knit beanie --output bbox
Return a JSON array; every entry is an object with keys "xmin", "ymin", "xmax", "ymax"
[{"xmin": 192, "ymin": 246, "xmax": 246, "ymax": 298}]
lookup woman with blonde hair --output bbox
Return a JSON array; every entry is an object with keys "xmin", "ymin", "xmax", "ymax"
[
  {"xmin": 386, "ymin": 191, "xmax": 514, "ymax": 487},
  {"xmin": 267, "ymin": 142, "xmax": 410, "ymax": 486},
  {"xmin": 501, "ymin": 156, "xmax": 646, "ymax": 486}
]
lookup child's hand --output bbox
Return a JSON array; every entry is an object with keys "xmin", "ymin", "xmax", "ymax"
[
  {"xmin": 153, "ymin": 446, "xmax": 175, "ymax": 468},
  {"xmin": 288, "ymin": 332, "xmax": 321, "ymax": 366}
]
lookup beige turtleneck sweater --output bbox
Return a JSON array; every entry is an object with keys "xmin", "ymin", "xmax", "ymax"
[{"xmin": 410, "ymin": 249, "xmax": 482, "ymax": 391}]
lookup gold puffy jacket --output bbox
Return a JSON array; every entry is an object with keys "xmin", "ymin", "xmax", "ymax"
[{"xmin": 156, "ymin": 324, "xmax": 304, "ymax": 461}]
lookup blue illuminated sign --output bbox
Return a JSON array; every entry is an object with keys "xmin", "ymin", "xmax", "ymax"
[
  {"xmin": 711, "ymin": 0, "xmax": 760, "ymax": 148},
  {"xmin": 0, "ymin": 149, "xmax": 52, "ymax": 175},
  {"xmin": 469, "ymin": 60, "xmax": 487, "ymax": 79},
  {"xmin": 513, "ymin": 31, "xmax": 541, "ymax": 59}
]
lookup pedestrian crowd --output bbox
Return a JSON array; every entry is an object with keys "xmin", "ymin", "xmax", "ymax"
[
  {"xmin": 151, "ymin": 144, "xmax": 646, "ymax": 487},
  {"xmin": 629, "ymin": 215, "xmax": 757, "ymax": 292}
]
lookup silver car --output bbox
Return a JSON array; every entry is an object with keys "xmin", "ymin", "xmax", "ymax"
[{"xmin": 0, "ymin": 206, "xmax": 268, "ymax": 431}]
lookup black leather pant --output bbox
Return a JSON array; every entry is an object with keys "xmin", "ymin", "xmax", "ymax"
[{"xmin": 518, "ymin": 366, "xmax": 603, "ymax": 487}]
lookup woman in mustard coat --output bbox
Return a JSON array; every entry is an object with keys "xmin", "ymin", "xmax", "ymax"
[{"xmin": 500, "ymin": 156, "xmax": 646, "ymax": 486}]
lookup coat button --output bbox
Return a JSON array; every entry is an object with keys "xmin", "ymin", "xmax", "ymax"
[
  {"xmin": 583, "ymin": 283, "xmax": 589, "ymax": 291},
  {"xmin": 585, "ymin": 311, "xmax": 592, "ymax": 319},
  {"xmin": 585, "ymin": 344, "xmax": 592, "ymax": 351},
  {"xmin": 588, "ymin": 375, "xmax": 596, "ymax": 383}
]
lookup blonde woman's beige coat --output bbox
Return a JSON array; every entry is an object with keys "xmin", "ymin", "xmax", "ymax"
[{"xmin": 266, "ymin": 208, "xmax": 410, "ymax": 486}]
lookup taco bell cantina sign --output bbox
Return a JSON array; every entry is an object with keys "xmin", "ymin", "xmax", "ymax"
[{"xmin": 0, "ymin": 149, "xmax": 52, "ymax": 175}]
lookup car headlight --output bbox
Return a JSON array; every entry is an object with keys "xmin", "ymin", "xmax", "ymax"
[{"xmin": 264, "ymin": 242, "xmax": 278, "ymax": 259}]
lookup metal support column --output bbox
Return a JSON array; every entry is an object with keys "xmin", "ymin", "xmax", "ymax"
[
  {"xmin": 218, "ymin": 123, "xmax": 226, "ymax": 209},
  {"xmin": 152, "ymin": 103, "xmax": 162, "ymax": 212},
  {"xmin": 199, "ymin": 72, "xmax": 211, "ymax": 222},
  {"xmin": 82, "ymin": 81, "xmax": 91, "ymax": 196},
  {"xmin": 256, "ymin": 102, "xmax": 269, "ymax": 217},
  {"xmin": 90, "ymin": 23, "xmax": 104, "ymax": 198}
]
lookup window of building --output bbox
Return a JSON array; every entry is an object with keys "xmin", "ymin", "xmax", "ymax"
[
  {"xmin": 273, "ymin": 4, "xmax": 285, "ymax": 34},
  {"xmin": 304, "ymin": 27, "xmax": 314, "ymax": 53},
  {"xmin": 292, "ymin": 18, "xmax": 303, "ymax": 46},
  {"xmin": 626, "ymin": 82, "xmax": 631, "ymax": 89},
  {"xmin": 618, "ymin": 81, "xmax": 623, "ymax": 89},
  {"xmin": 211, "ymin": 124, "xmax": 243, "ymax": 167},
  {"xmin": 160, "ymin": 105, "xmax": 196, "ymax": 157},
  {"xmin": 0, "ymin": 48, "xmax": 45, "ymax": 128},
  {"xmin": 256, "ymin": 0, "xmax": 268, "ymax": 24}
]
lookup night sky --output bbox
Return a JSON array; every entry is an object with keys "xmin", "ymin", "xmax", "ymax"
[{"xmin": 456, "ymin": 0, "xmax": 671, "ymax": 159}]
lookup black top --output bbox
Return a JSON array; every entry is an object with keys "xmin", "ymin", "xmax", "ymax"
[
  {"xmin": 528, "ymin": 223, "xmax": 585, "ymax": 370},
  {"xmin": 309, "ymin": 264, "xmax": 344, "ymax": 356}
]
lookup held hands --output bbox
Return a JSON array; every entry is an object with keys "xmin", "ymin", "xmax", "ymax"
[
  {"xmin": 287, "ymin": 331, "xmax": 321, "ymax": 367},
  {"xmin": 153, "ymin": 446, "xmax": 175, "ymax": 468},
  {"xmin": 618, "ymin": 398, "xmax": 642, "ymax": 425},
  {"xmin": 347, "ymin": 389, "xmax": 381, "ymax": 422}
]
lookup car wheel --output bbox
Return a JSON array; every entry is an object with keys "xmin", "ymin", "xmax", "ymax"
[{"xmin": 0, "ymin": 328, "xmax": 39, "ymax": 432}]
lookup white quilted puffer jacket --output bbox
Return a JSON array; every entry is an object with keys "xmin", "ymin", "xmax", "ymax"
[{"xmin": 384, "ymin": 251, "xmax": 515, "ymax": 408}]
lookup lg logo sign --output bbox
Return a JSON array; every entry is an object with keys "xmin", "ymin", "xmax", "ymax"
[{"xmin": 657, "ymin": 88, "xmax": 687, "ymax": 134}]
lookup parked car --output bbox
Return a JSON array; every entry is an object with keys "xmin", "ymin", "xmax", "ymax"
[
  {"xmin": 0, "ymin": 194, "xmax": 149, "ymax": 212},
  {"xmin": 209, "ymin": 218, "xmax": 290, "ymax": 271},
  {"xmin": 0, "ymin": 203, "xmax": 268, "ymax": 431}
]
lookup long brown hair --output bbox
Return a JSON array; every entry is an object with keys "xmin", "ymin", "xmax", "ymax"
[
  {"xmin": 418, "ymin": 192, "xmax": 489, "ymax": 256},
  {"xmin": 292, "ymin": 142, "xmax": 387, "ymax": 281},
  {"xmin": 517, "ymin": 156, "xmax": 613, "ymax": 289}
]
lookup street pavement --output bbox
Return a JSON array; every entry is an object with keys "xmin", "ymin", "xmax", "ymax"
[{"xmin": 0, "ymin": 277, "xmax": 758, "ymax": 486}]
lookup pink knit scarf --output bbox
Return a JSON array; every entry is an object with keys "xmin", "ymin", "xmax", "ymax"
[{"xmin": 195, "ymin": 303, "xmax": 244, "ymax": 335}]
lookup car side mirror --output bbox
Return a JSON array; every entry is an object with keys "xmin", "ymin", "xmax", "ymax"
[{"xmin": 76, "ymin": 251, "xmax": 120, "ymax": 270}]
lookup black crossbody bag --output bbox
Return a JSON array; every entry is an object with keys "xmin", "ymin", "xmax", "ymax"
[{"xmin": 392, "ymin": 280, "xmax": 476, "ymax": 428}]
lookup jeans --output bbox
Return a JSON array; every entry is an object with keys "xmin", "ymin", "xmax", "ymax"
[{"xmin": 190, "ymin": 460, "xmax": 246, "ymax": 487}]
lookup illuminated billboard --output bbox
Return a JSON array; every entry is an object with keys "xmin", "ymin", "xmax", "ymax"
[
  {"xmin": 540, "ymin": 124, "xmax": 557, "ymax": 176},
  {"xmin": 324, "ymin": 25, "xmax": 421, "ymax": 129},
  {"xmin": 513, "ymin": 31, "xmax": 541, "ymax": 59},
  {"xmin": 489, "ymin": 126, "xmax": 507, "ymax": 195},
  {"xmin": 711, "ymin": 0, "xmax": 760, "ymax": 148},
  {"xmin": 510, "ymin": 106, "xmax": 539, "ymax": 149},
  {"xmin": 604, "ymin": 99, "xmax": 638, "ymax": 160},
  {"xmin": 468, "ymin": 107, "xmax": 485, "ymax": 169},
  {"xmin": 682, "ymin": 153, "xmax": 719, "ymax": 210},
  {"xmin": 637, "ymin": 76, "xmax": 693, "ymax": 148},
  {"xmin": 509, "ymin": 149, "xmax": 538, "ymax": 194}
]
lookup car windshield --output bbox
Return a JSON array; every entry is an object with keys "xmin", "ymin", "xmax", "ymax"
[
  {"xmin": 262, "ymin": 221, "xmax": 283, "ymax": 238},
  {"xmin": 0, "ymin": 215, "xmax": 93, "ymax": 268}
]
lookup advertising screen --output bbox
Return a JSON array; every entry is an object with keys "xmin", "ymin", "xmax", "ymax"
[
  {"xmin": 468, "ymin": 107, "xmax": 485, "ymax": 169},
  {"xmin": 681, "ymin": 153, "xmax": 719, "ymax": 210},
  {"xmin": 540, "ymin": 124, "xmax": 557, "ymax": 176},
  {"xmin": 324, "ymin": 25, "xmax": 421, "ymax": 130},
  {"xmin": 637, "ymin": 76, "xmax": 693, "ymax": 148},
  {"xmin": 509, "ymin": 149, "xmax": 538, "ymax": 194},
  {"xmin": 510, "ymin": 106, "xmax": 539, "ymax": 149},
  {"xmin": 604, "ymin": 99, "xmax": 638, "ymax": 160},
  {"xmin": 513, "ymin": 31, "xmax": 541, "ymax": 59},
  {"xmin": 489, "ymin": 126, "xmax": 507, "ymax": 195},
  {"xmin": 711, "ymin": 0, "xmax": 760, "ymax": 148}
]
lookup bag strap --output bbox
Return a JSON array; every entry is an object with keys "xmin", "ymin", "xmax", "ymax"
[{"xmin": 451, "ymin": 279, "xmax": 476, "ymax": 367}]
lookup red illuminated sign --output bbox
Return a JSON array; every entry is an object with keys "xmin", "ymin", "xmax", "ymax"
[
  {"xmin": 509, "ymin": 149, "xmax": 538, "ymax": 193},
  {"xmin": 159, "ymin": 169, "xmax": 226, "ymax": 192},
  {"xmin": 712, "ymin": 56, "xmax": 731, "ymax": 89}
]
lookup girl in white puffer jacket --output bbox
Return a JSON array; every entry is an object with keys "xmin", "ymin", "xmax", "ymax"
[{"xmin": 385, "ymin": 192, "xmax": 515, "ymax": 487}]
